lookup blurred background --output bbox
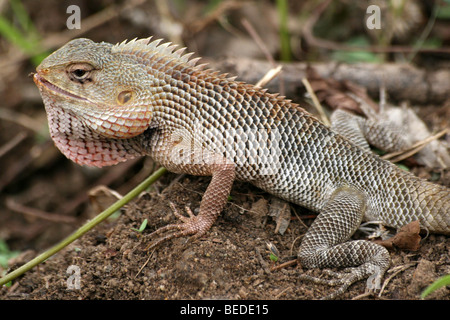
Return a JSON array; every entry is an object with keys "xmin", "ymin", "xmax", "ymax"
[{"xmin": 0, "ymin": 0, "xmax": 449, "ymax": 271}]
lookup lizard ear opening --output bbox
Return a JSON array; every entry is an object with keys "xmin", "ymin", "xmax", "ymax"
[{"xmin": 117, "ymin": 90, "xmax": 134, "ymax": 104}]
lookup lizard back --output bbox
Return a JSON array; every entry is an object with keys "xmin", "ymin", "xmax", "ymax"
[{"xmin": 136, "ymin": 49, "xmax": 449, "ymax": 234}]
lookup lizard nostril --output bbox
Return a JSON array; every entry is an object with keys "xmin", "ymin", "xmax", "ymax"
[{"xmin": 117, "ymin": 90, "xmax": 134, "ymax": 104}]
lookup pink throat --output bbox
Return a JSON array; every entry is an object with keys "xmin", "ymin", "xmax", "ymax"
[{"xmin": 42, "ymin": 95, "xmax": 143, "ymax": 167}]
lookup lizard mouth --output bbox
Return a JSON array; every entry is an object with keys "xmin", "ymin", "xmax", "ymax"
[
  {"xmin": 33, "ymin": 73, "xmax": 87, "ymax": 101},
  {"xmin": 34, "ymin": 71, "xmax": 153, "ymax": 140}
]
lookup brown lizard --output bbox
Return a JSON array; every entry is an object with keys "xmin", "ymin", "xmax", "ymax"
[{"xmin": 33, "ymin": 38, "xmax": 449, "ymax": 299}]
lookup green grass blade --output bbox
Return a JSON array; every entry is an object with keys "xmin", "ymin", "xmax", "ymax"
[
  {"xmin": 276, "ymin": 0, "xmax": 291, "ymax": 61},
  {"xmin": 9, "ymin": 0, "xmax": 37, "ymax": 34},
  {"xmin": 0, "ymin": 16, "xmax": 31, "ymax": 50},
  {"xmin": 421, "ymin": 274, "xmax": 450, "ymax": 299}
]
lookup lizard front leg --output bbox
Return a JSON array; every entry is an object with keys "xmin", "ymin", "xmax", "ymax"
[
  {"xmin": 146, "ymin": 129, "xmax": 236, "ymax": 250},
  {"xmin": 297, "ymin": 185, "xmax": 390, "ymax": 299}
]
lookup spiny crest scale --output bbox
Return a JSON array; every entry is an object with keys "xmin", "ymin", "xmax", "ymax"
[{"xmin": 111, "ymin": 37, "xmax": 200, "ymax": 68}]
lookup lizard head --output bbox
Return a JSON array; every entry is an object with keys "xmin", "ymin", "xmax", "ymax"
[
  {"xmin": 33, "ymin": 38, "xmax": 171, "ymax": 167},
  {"xmin": 34, "ymin": 38, "xmax": 154, "ymax": 140}
]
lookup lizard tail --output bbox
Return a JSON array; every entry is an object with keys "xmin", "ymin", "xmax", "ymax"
[
  {"xmin": 415, "ymin": 179, "xmax": 450, "ymax": 235},
  {"xmin": 378, "ymin": 171, "xmax": 450, "ymax": 235}
]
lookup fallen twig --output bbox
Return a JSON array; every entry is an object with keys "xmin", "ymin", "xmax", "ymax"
[
  {"xmin": 242, "ymin": 18, "xmax": 285, "ymax": 95},
  {"xmin": 6, "ymin": 198, "xmax": 77, "ymax": 224},
  {"xmin": 381, "ymin": 129, "xmax": 448, "ymax": 162},
  {"xmin": 0, "ymin": 132, "xmax": 27, "ymax": 159},
  {"xmin": 302, "ymin": 78, "xmax": 330, "ymax": 126},
  {"xmin": 378, "ymin": 262, "xmax": 418, "ymax": 297}
]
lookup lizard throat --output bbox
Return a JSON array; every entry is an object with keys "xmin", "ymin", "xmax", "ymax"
[{"xmin": 41, "ymin": 96, "xmax": 146, "ymax": 167}]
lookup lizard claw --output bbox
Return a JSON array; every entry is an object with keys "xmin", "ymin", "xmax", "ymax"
[
  {"xmin": 298, "ymin": 270, "xmax": 358, "ymax": 300},
  {"xmin": 298, "ymin": 264, "xmax": 383, "ymax": 299},
  {"xmin": 145, "ymin": 202, "xmax": 210, "ymax": 251}
]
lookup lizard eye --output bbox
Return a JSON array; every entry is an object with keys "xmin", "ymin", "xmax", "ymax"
[
  {"xmin": 67, "ymin": 63, "xmax": 94, "ymax": 83},
  {"xmin": 73, "ymin": 69, "xmax": 87, "ymax": 78}
]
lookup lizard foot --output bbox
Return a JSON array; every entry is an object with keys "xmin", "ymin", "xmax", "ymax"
[
  {"xmin": 298, "ymin": 264, "xmax": 384, "ymax": 300},
  {"xmin": 145, "ymin": 202, "xmax": 211, "ymax": 251}
]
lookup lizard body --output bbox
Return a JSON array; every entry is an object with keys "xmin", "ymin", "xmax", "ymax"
[{"xmin": 34, "ymin": 38, "xmax": 449, "ymax": 299}]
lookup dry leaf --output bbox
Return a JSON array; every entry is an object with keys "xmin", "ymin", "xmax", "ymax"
[
  {"xmin": 268, "ymin": 197, "xmax": 291, "ymax": 235},
  {"xmin": 374, "ymin": 220, "xmax": 421, "ymax": 251},
  {"xmin": 306, "ymin": 66, "xmax": 376, "ymax": 115}
]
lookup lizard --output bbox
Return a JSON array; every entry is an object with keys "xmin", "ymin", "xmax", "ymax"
[{"xmin": 33, "ymin": 37, "xmax": 450, "ymax": 299}]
